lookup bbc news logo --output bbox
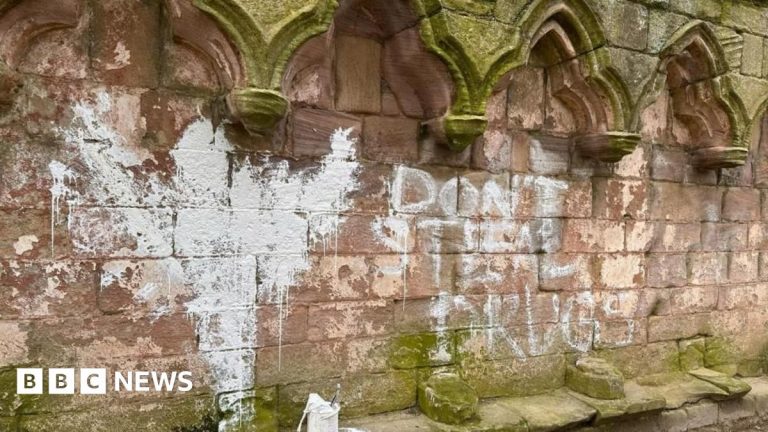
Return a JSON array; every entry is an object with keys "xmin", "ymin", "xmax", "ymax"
[{"xmin": 17, "ymin": 369, "xmax": 193, "ymax": 394}]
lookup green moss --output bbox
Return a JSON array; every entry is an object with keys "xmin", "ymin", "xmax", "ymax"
[
  {"xmin": 565, "ymin": 359, "xmax": 625, "ymax": 400},
  {"xmin": 227, "ymin": 88, "xmax": 288, "ymax": 136},
  {"xmin": 441, "ymin": 0, "xmax": 495, "ymax": 15},
  {"xmin": 0, "ymin": 367, "xmax": 55, "ymax": 417},
  {"xmin": 444, "ymin": 114, "xmax": 488, "ymax": 152},
  {"xmin": 679, "ymin": 338, "xmax": 705, "ymax": 371},
  {"xmin": 0, "ymin": 368, "xmax": 20, "ymax": 418},
  {"xmin": 389, "ymin": 333, "xmax": 455, "ymax": 370},
  {"xmin": 417, "ymin": 373, "xmax": 478, "ymax": 425},
  {"xmin": 0, "ymin": 416, "xmax": 16, "ymax": 431},
  {"xmin": 218, "ymin": 388, "xmax": 278, "ymax": 432},
  {"xmin": 252, "ymin": 388, "xmax": 278, "ymax": 432},
  {"xmin": 172, "ymin": 415, "xmax": 219, "ymax": 432},
  {"xmin": 461, "ymin": 355, "xmax": 566, "ymax": 399},
  {"xmin": 704, "ymin": 337, "xmax": 741, "ymax": 376}
]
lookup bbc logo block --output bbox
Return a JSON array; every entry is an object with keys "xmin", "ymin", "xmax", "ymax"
[
  {"xmin": 16, "ymin": 368, "xmax": 42, "ymax": 395},
  {"xmin": 17, "ymin": 368, "xmax": 108, "ymax": 395},
  {"xmin": 16, "ymin": 368, "xmax": 193, "ymax": 394}
]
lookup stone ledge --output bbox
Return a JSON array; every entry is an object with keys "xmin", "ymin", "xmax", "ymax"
[{"xmin": 340, "ymin": 373, "xmax": 764, "ymax": 432}]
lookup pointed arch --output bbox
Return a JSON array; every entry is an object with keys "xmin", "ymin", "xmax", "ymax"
[
  {"xmin": 500, "ymin": 0, "xmax": 638, "ymax": 161},
  {"xmin": 166, "ymin": 0, "xmax": 244, "ymax": 92},
  {"xmin": 633, "ymin": 21, "xmax": 748, "ymax": 169},
  {"xmin": 413, "ymin": 0, "xmax": 637, "ymax": 156},
  {"xmin": 513, "ymin": 0, "xmax": 633, "ymax": 133},
  {"xmin": 0, "ymin": 0, "xmax": 81, "ymax": 68}
]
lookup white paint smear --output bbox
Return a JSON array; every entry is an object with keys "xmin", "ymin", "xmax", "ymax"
[
  {"xmin": 13, "ymin": 235, "xmax": 38, "ymax": 255},
  {"xmin": 50, "ymin": 91, "xmax": 362, "ymax": 430}
]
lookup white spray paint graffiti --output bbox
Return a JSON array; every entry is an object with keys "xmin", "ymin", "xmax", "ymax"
[
  {"xmin": 49, "ymin": 90, "xmax": 362, "ymax": 430},
  {"xmin": 48, "ymin": 161, "xmax": 78, "ymax": 257},
  {"xmin": 380, "ymin": 165, "xmax": 643, "ymax": 359}
]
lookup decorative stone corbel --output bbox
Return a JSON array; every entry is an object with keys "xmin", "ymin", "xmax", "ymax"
[
  {"xmin": 411, "ymin": 0, "xmax": 520, "ymax": 152},
  {"xmin": 193, "ymin": 0, "xmax": 338, "ymax": 136},
  {"xmin": 226, "ymin": 88, "xmax": 289, "ymax": 136},
  {"xmin": 443, "ymin": 114, "xmax": 488, "ymax": 151},
  {"xmin": 691, "ymin": 146, "xmax": 749, "ymax": 170},
  {"xmin": 575, "ymin": 132, "xmax": 641, "ymax": 163}
]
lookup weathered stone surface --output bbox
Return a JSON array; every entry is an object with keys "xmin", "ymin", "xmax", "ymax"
[
  {"xmin": 499, "ymin": 389, "xmax": 596, "ymax": 432},
  {"xmin": 704, "ymin": 337, "xmax": 741, "ymax": 376},
  {"xmin": 567, "ymin": 357, "xmax": 625, "ymax": 400},
  {"xmin": 19, "ymin": 397, "xmax": 215, "ymax": 432},
  {"xmin": 461, "ymin": 355, "xmax": 565, "ymax": 399},
  {"xmin": 363, "ymin": 116, "xmax": 420, "ymax": 163},
  {"xmin": 277, "ymin": 371, "xmax": 417, "ymax": 425},
  {"xmin": 5, "ymin": 1, "xmax": 768, "ymax": 430},
  {"xmin": 679, "ymin": 338, "xmax": 706, "ymax": 371},
  {"xmin": 418, "ymin": 373, "xmax": 478, "ymax": 425},
  {"xmin": 335, "ymin": 35, "xmax": 382, "ymax": 113},
  {"xmin": 688, "ymin": 368, "xmax": 751, "ymax": 397},
  {"xmin": 292, "ymin": 108, "xmax": 361, "ymax": 157},
  {"xmin": 568, "ymin": 381, "xmax": 665, "ymax": 424},
  {"xmin": 635, "ymin": 372, "xmax": 730, "ymax": 409}
]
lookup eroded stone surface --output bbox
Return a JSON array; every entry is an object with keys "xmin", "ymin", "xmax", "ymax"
[
  {"xmin": 566, "ymin": 357, "xmax": 625, "ymax": 400},
  {"xmin": 418, "ymin": 373, "xmax": 478, "ymax": 425}
]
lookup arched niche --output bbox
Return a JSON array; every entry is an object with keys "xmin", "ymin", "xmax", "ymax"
[
  {"xmin": 498, "ymin": 1, "xmax": 638, "ymax": 163},
  {"xmin": 0, "ymin": 0, "xmax": 83, "ymax": 73},
  {"xmin": 411, "ymin": 0, "xmax": 636, "ymax": 157},
  {"xmin": 166, "ymin": 0, "xmax": 244, "ymax": 93},
  {"xmin": 0, "ymin": 0, "xmax": 83, "ymax": 114},
  {"xmin": 281, "ymin": 0, "xmax": 455, "ymax": 161},
  {"xmin": 0, "ymin": 0, "xmax": 247, "ymax": 112},
  {"xmin": 637, "ymin": 21, "xmax": 748, "ymax": 170}
]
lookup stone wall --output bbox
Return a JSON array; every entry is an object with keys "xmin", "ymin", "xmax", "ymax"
[{"xmin": 2, "ymin": 0, "xmax": 768, "ymax": 431}]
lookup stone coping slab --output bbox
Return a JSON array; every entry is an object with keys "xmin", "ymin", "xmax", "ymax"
[{"xmin": 340, "ymin": 372, "xmax": 756, "ymax": 432}]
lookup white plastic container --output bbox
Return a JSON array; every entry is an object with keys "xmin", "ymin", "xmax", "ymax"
[{"xmin": 297, "ymin": 393, "xmax": 340, "ymax": 432}]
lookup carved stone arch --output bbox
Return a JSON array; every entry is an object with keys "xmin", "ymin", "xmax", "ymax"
[
  {"xmin": 166, "ymin": 0, "xmax": 244, "ymax": 92},
  {"xmin": 0, "ymin": 0, "xmax": 81, "ymax": 69},
  {"xmin": 414, "ymin": 0, "xmax": 636, "ymax": 159},
  {"xmin": 744, "ymin": 96, "xmax": 768, "ymax": 187},
  {"xmin": 501, "ymin": 0, "xmax": 638, "ymax": 161},
  {"xmin": 278, "ymin": 0, "xmax": 455, "ymax": 160},
  {"xmin": 634, "ymin": 21, "xmax": 748, "ymax": 169},
  {"xmin": 192, "ymin": 0, "xmax": 338, "ymax": 136},
  {"xmin": 0, "ymin": 0, "xmax": 83, "ymax": 115}
]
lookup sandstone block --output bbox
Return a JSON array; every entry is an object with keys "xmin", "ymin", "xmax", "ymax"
[
  {"xmin": 566, "ymin": 357, "xmax": 625, "ymax": 400},
  {"xmin": 335, "ymin": 36, "xmax": 381, "ymax": 113},
  {"xmin": 363, "ymin": 116, "xmax": 419, "ymax": 163},
  {"xmin": 418, "ymin": 373, "xmax": 478, "ymax": 425},
  {"xmin": 723, "ymin": 188, "xmax": 761, "ymax": 222},
  {"xmin": 292, "ymin": 108, "xmax": 361, "ymax": 157}
]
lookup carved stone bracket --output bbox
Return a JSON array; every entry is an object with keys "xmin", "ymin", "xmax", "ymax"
[
  {"xmin": 443, "ymin": 114, "xmax": 488, "ymax": 151},
  {"xmin": 226, "ymin": 87, "xmax": 289, "ymax": 136},
  {"xmin": 691, "ymin": 146, "xmax": 749, "ymax": 170},
  {"xmin": 575, "ymin": 132, "xmax": 641, "ymax": 163}
]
